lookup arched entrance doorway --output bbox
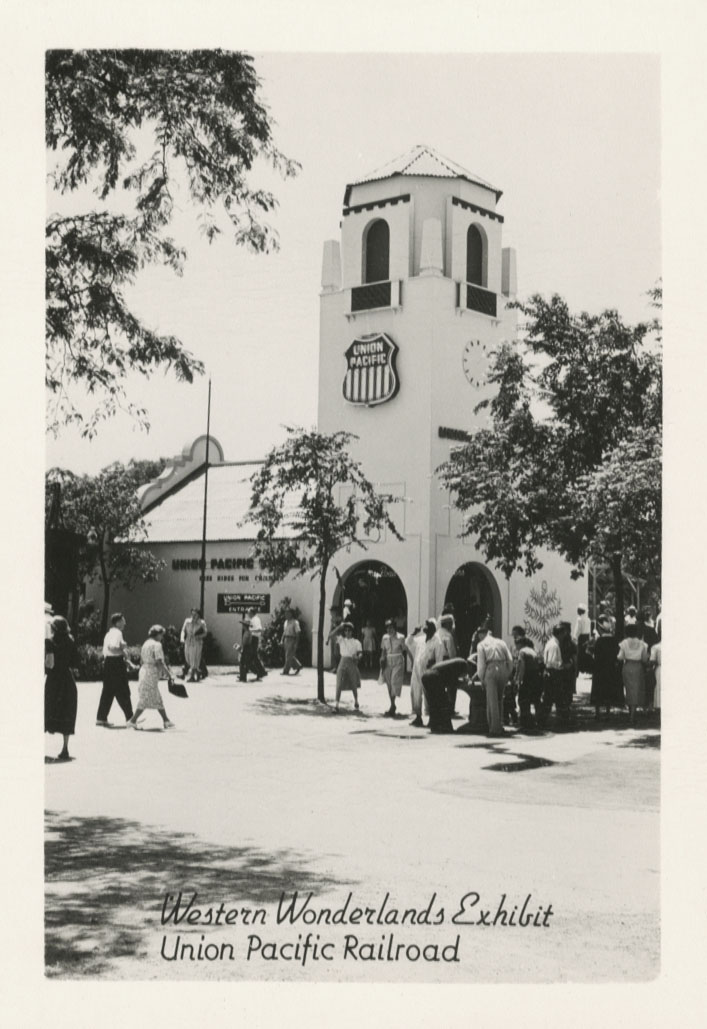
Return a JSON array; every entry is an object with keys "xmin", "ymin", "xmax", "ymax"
[
  {"xmin": 332, "ymin": 560, "xmax": 407, "ymax": 676},
  {"xmin": 444, "ymin": 562, "xmax": 502, "ymax": 658}
]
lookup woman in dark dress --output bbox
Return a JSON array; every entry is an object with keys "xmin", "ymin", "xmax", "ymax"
[
  {"xmin": 45, "ymin": 616, "xmax": 78, "ymax": 761},
  {"xmin": 589, "ymin": 618, "xmax": 624, "ymax": 719}
]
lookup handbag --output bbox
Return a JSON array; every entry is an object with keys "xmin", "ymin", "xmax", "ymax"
[{"xmin": 168, "ymin": 679, "xmax": 189, "ymax": 698}]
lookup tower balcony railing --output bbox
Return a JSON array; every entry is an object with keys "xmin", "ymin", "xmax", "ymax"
[
  {"xmin": 350, "ymin": 279, "xmax": 401, "ymax": 313},
  {"xmin": 456, "ymin": 281, "xmax": 497, "ymax": 318}
]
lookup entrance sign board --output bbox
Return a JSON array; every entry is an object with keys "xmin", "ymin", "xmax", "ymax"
[{"xmin": 217, "ymin": 593, "xmax": 271, "ymax": 615}]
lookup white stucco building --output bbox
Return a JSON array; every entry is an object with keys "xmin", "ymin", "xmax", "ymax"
[
  {"xmin": 96, "ymin": 145, "xmax": 584, "ymax": 661},
  {"xmin": 314, "ymin": 145, "xmax": 584, "ymax": 658}
]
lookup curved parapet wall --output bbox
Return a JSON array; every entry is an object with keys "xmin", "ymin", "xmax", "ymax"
[{"xmin": 137, "ymin": 435, "xmax": 226, "ymax": 512}]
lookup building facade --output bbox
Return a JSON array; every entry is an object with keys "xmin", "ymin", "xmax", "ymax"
[
  {"xmin": 314, "ymin": 145, "xmax": 584, "ymax": 657},
  {"xmin": 92, "ymin": 146, "xmax": 584, "ymax": 661}
]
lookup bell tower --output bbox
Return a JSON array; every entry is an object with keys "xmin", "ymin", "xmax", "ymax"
[{"xmin": 316, "ymin": 144, "xmax": 520, "ymax": 630}]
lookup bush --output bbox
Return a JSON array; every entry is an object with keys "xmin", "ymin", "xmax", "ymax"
[
  {"xmin": 161, "ymin": 625, "xmax": 183, "ymax": 665},
  {"xmin": 259, "ymin": 597, "xmax": 310, "ymax": 668},
  {"xmin": 75, "ymin": 644, "xmax": 103, "ymax": 681},
  {"xmin": 76, "ymin": 601, "xmax": 103, "ymax": 646}
]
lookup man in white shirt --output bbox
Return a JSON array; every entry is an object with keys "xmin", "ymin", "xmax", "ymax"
[
  {"xmin": 405, "ymin": 619, "xmax": 444, "ymax": 727},
  {"xmin": 476, "ymin": 629, "xmax": 514, "ymax": 736},
  {"xmin": 572, "ymin": 605, "xmax": 592, "ymax": 673},
  {"xmin": 97, "ymin": 612, "xmax": 136, "ymax": 726},
  {"xmin": 281, "ymin": 609, "xmax": 302, "ymax": 676},
  {"xmin": 239, "ymin": 607, "xmax": 267, "ymax": 681},
  {"xmin": 540, "ymin": 625, "xmax": 570, "ymax": 725}
]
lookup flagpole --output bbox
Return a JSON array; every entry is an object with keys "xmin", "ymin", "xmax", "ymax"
[{"xmin": 199, "ymin": 379, "xmax": 212, "ymax": 615}]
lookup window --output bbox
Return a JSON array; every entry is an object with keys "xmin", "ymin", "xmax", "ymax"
[
  {"xmin": 466, "ymin": 224, "xmax": 485, "ymax": 287},
  {"xmin": 363, "ymin": 219, "xmax": 390, "ymax": 284}
]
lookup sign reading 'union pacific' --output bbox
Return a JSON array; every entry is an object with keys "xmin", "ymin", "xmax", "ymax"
[{"xmin": 343, "ymin": 333, "xmax": 399, "ymax": 406}]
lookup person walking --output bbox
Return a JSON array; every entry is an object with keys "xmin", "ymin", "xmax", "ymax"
[
  {"xmin": 126, "ymin": 626, "xmax": 175, "ymax": 730},
  {"xmin": 96, "ymin": 612, "xmax": 136, "ymax": 726},
  {"xmin": 572, "ymin": 605, "xmax": 592, "ymax": 674},
  {"xmin": 437, "ymin": 613, "xmax": 459, "ymax": 713},
  {"xmin": 598, "ymin": 601, "xmax": 616, "ymax": 635},
  {"xmin": 335, "ymin": 622, "xmax": 362, "ymax": 712},
  {"xmin": 45, "ymin": 616, "xmax": 79, "ymax": 761},
  {"xmin": 361, "ymin": 620, "xmax": 378, "ymax": 673},
  {"xmin": 239, "ymin": 608, "xmax": 267, "ymax": 682},
  {"xmin": 650, "ymin": 639, "xmax": 662, "ymax": 712},
  {"xmin": 379, "ymin": 618, "xmax": 406, "ymax": 717},
  {"xmin": 180, "ymin": 607, "xmax": 207, "ymax": 682},
  {"xmin": 618, "ymin": 623, "xmax": 649, "ymax": 725},
  {"xmin": 589, "ymin": 618, "xmax": 624, "ymax": 719},
  {"xmin": 559, "ymin": 621, "xmax": 578, "ymax": 701},
  {"xmin": 515, "ymin": 635, "xmax": 543, "ymax": 730},
  {"xmin": 405, "ymin": 619, "xmax": 444, "ymax": 728},
  {"xmin": 327, "ymin": 608, "xmax": 343, "ymax": 673},
  {"xmin": 638, "ymin": 608, "xmax": 658, "ymax": 710},
  {"xmin": 475, "ymin": 627, "xmax": 513, "ymax": 737},
  {"xmin": 540, "ymin": 625, "xmax": 570, "ymax": 726},
  {"xmin": 281, "ymin": 609, "xmax": 303, "ymax": 675}
]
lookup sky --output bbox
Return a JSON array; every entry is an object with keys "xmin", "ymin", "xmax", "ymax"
[{"xmin": 45, "ymin": 52, "xmax": 661, "ymax": 475}]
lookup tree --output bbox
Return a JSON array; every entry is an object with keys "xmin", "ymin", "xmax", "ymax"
[
  {"xmin": 438, "ymin": 288, "xmax": 662, "ymax": 634},
  {"xmin": 244, "ymin": 428, "xmax": 402, "ymax": 702},
  {"xmin": 46, "ymin": 462, "xmax": 166, "ymax": 634},
  {"xmin": 574, "ymin": 426, "xmax": 662, "ymax": 594},
  {"xmin": 46, "ymin": 49, "xmax": 299, "ymax": 436}
]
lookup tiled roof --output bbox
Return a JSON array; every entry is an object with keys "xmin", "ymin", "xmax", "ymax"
[
  {"xmin": 344, "ymin": 144, "xmax": 502, "ymax": 205},
  {"xmin": 140, "ymin": 462, "xmax": 301, "ymax": 543}
]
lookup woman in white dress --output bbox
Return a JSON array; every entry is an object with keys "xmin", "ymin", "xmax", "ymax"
[
  {"xmin": 617, "ymin": 623, "xmax": 649, "ymax": 725},
  {"xmin": 380, "ymin": 618, "xmax": 406, "ymax": 717},
  {"xmin": 127, "ymin": 626, "xmax": 176, "ymax": 729},
  {"xmin": 180, "ymin": 608, "xmax": 207, "ymax": 682},
  {"xmin": 650, "ymin": 640, "xmax": 662, "ymax": 711},
  {"xmin": 335, "ymin": 622, "xmax": 362, "ymax": 712}
]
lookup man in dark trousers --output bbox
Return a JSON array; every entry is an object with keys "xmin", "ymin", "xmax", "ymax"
[
  {"xmin": 239, "ymin": 608, "xmax": 268, "ymax": 682},
  {"xmin": 96, "ymin": 612, "xmax": 136, "ymax": 726}
]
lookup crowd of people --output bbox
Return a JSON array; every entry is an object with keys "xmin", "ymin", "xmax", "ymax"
[
  {"xmin": 324, "ymin": 598, "xmax": 663, "ymax": 734},
  {"xmin": 44, "ymin": 594, "xmax": 661, "ymax": 759}
]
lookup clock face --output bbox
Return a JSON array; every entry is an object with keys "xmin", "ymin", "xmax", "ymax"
[{"xmin": 462, "ymin": 339, "xmax": 485, "ymax": 387}]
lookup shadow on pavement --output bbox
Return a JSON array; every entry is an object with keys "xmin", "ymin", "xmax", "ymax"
[
  {"xmin": 483, "ymin": 753, "xmax": 561, "ymax": 773},
  {"xmin": 251, "ymin": 696, "xmax": 345, "ymax": 717},
  {"xmin": 45, "ymin": 810, "xmax": 352, "ymax": 979},
  {"xmin": 619, "ymin": 734, "xmax": 661, "ymax": 749}
]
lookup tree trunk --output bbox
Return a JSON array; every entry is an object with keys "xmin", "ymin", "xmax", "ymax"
[
  {"xmin": 611, "ymin": 553, "xmax": 624, "ymax": 638},
  {"xmin": 99, "ymin": 545, "xmax": 110, "ymax": 636},
  {"xmin": 316, "ymin": 560, "xmax": 328, "ymax": 702}
]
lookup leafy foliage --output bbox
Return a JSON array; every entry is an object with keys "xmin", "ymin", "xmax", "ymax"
[
  {"xmin": 46, "ymin": 460, "xmax": 166, "ymax": 634},
  {"xmin": 244, "ymin": 427, "xmax": 402, "ymax": 699},
  {"xmin": 46, "ymin": 49, "xmax": 299, "ymax": 435},
  {"xmin": 574, "ymin": 427, "xmax": 662, "ymax": 586},
  {"xmin": 439, "ymin": 287, "xmax": 662, "ymax": 631}
]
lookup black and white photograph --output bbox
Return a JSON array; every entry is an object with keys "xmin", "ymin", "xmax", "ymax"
[{"xmin": 3, "ymin": 1, "xmax": 706, "ymax": 1024}]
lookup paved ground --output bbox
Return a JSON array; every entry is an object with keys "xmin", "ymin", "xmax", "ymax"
[{"xmin": 44, "ymin": 667, "xmax": 660, "ymax": 983}]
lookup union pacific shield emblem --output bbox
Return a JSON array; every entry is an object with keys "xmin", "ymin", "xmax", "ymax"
[{"xmin": 343, "ymin": 333, "xmax": 399, "ymax": 406}]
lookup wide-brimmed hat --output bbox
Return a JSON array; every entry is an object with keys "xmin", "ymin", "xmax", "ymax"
[
  {"xmin": 44, "ymin": 601, "xmax": 54, "ymax": 614},
  {"xmin": 339, "ymin": 621, "xmax": 354, "ymax": 631},
  {"xmin": 148, "ymin": 624, "xmax": 165, "ymax": 637}
]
